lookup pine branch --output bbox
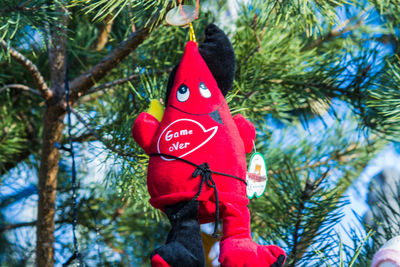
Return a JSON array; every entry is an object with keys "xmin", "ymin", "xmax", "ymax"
[
  {"xmin": 0, "ymin": 147, "xmax": 36, "ymax": 174},
  {"xmin": 0, "ymin": 219, "xmax": 68, "ymax": 233},
  {"xmin": 92, "ymin": 14, "xmax": 114, "ymax": 51},
  {"xmin": 0, "ymin": 111, "xmax": 40, "ymax": 175},
  {"xmin": 69, "ymin": 5, "xmax": 170, "ymax": 103},
  {"xmin": 289, "ymin": 169, "xmax": 330, "ymax": 265},
  {"xmin": 0, "ymin": 185, "xmax": 36, "ymax": 208},
  {"xmin": 0, "ymin": 1, "xmax": 41, "ymax": 13},
  {"xmin": 302, "ymin": 10, "xmax": 367, "ymax": 51},
  {"xmin": 68, "ymin": 26, "xmax": 148, "ymax": 102},
  {"xmin": 0, "ymin": 221, "xmax": 37, "ymax": 232},
  {"xmin": 83, "ymin": 73, "xmax": 140, "ymax": 96},
  {"xmin": 71, "ymin": 132, "xmax": 96, "ymax": 143},
  {"xmin": 77, "ymin": 75, "xmax": 139, "ymax": 104},
  {"xmin": 79, "ymin": 66, "xmax": 173, "ymax": 103},
  {"xmin": 0, "ymin": 40, "xmax": 52, "ymax": 100},
  {"xmin": 70, "ymin": 109, "xmax": 103, "ymax": 141},
  {"xmin": 70, "ymin": 108, "xmax": 136, "ymax": 158},
  {"xmin": 0, "ymin": 84, "xmax": 41, "ymax": 96},
  {"xmin": 268, "ymin": 143, "xmax": 358, "ymax": 176}
]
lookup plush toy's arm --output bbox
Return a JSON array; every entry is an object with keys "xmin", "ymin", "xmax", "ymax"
[
  {"xmin": 132, "ymin": 112, "xmax": 160, "ymax": 155},
  {"xmin": 233, "ymin": 114, "xmax": 256, "ymax": 154}
]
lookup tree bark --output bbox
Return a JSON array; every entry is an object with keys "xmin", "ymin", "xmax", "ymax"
[
  {"xmin": 93, "ymin": 14, "xmax": 114, "ymax": 51},
  {"xmin": 0, "ymin": 40, "xmax": 52, "ymax": 100},
  {"xmin": 34, "ymin": 5, "xmax": 163, "ymax": 266},
  {"xmin": 36, "ymin": 107, "xmax": 65, "ymax": 267},
  {"xmin": 36, "ymin": 6, "xmax": 68, "ymax": 266}
]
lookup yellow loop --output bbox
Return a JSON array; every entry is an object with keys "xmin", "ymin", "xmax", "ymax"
[{"xmin": 189, "ymin": 23, "xmax": 197, "ymax": 43}]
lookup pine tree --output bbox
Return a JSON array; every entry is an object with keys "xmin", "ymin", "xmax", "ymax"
[{"xmin": 0, "ymin": 0, "xmax": 399, "ymax": 266}]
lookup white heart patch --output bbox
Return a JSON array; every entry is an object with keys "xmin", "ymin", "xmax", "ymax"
[{"xmin": 157, "ymin": 119, "xmax": 218, "ymax": 161}]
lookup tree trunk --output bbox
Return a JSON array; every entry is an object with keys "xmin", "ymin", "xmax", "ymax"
[
  {"xmin": 33, "ymin": 3, "xmax": 152, "ymax": 264},
  {"xmin": 36, "ymin": 108, "xmax": 65, "ymax": 267},
  {"xmin": 36, "ymin": 6, "xmax": 68, "ymax": 266}
]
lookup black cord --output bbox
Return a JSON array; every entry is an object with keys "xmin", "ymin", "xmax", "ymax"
[
  {"xmin": 87, "ymin": 203, "xmax": 104, "ymax": 267},
  {"xmin": 64, "ymin": 58, "xmax": 84, "ymax": 267},
  {"xmin": 149, "ymin": 153, "xmax": 247, "ymax": 185},
  {"xmin": 149, "ymin": 153, "xmax": 246, "ymax": 238}
]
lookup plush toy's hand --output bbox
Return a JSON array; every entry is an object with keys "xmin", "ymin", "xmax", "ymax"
[
  {"xmin": 233, "ymin": 114, "xmax": 256, "ymax": 154},
  {"xmin": 132, "ymin": 112, "xmax": 160, "ymax": 154}
]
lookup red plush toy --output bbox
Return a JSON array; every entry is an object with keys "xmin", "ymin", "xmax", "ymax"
[{"xmin": 132, "ymin": 24, "xmax": 286, "ymax": 267}]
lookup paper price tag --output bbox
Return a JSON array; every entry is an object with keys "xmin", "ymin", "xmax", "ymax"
[{"xmin": 246, "ymin": 153, "xmax": 268, "ymax": 199}]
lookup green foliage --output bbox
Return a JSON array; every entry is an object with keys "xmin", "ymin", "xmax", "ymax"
[
  {"xmin": 1, "ymin": 0, "xmax": 400, "ymax": 266},
  {"xmin": 244, "ymin": 0, "xmax": 349, "ymax": 37},
  {"xmin": 0, "ymin": 0, "xmax": 61, "ymax": 42},
  {"xmin": 56, "ymin": 185, "xmax": 169, "ymax": 266},
  {"xmin": 353, "ymin": 179, "xmax": 400, "ymax": 266},
  {"xmin": 0, "ymin": 92, "xmax": 43, "ymax": 175},
  {"xmin": 366, "ymin": 59, "xmax": 400, "ymax": 139},
  {"xmin": 371, "ymin": 0, "xmax": 400, "ymax": 38},
  {"xmin": 71, "ymin": 0, "xmax": 174, "ymax": 30},
  {"xmin": 249, "ymin": 121, "xmax": 384, "ymax": 266},
  {"xmin": 0, "ymin": 98, "xmax": 26, "ymax": 165}
]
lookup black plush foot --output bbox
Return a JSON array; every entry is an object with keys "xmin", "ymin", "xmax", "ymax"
[
  {"xmin": 151, "ymin": 201, "xmax": 205, "ymax": 267},
  {"xmin": 151, "ymin": 241, "xmax": 201, "ymax": 267},
  {"xmin": 271, "ymin": 255, "xmax": 286, "ymax": 267}
]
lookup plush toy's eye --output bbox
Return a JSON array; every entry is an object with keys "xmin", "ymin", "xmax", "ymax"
[
  {"xmin": 177, "ymin": 84, "xmax": 190, "ymax": 102},
  {"xmin": 199, "ymin": 82, "xmax": 211, "ymax": 98}
]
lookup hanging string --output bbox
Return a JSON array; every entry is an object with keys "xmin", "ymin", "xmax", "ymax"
[
  {"xmin": 62, "ymin": 57, "xmax": 84, "ymax": 267},
  {"xmin": 178, "ymin": 0, "xmax": 199, "ymax": 18},
  {"xmin": 189, "ymin": 23, "xmax": 196, "ymax": 43},
  {"xmin": 195, "ymin": 0, "xmax": 199, "ymax": 19}
]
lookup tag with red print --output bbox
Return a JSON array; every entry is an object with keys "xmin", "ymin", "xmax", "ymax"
[
  {"xmin": 157, "ymin": 119, "xmax": 218, "ymax": 161},
  {"xmin": 246, "ymin": 152, "xmax": 268, "ymax": 199}
]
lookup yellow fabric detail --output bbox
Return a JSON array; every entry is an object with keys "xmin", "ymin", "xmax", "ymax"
[
  {"xmin": 189, "ymin": 23, "xmax": 197, "ymax": 43},
  {"xmin": 147, "ymin": 99, "xmax": 164, "ymax": 122}
]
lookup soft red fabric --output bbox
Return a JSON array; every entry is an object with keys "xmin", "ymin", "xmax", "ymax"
[
  {"xmin": 132, "ymin": 41, "xmax": 285, "ymax": 266},
  {"xmin": 219, "ymin": 203, "xmax": 286, "ymax": 267},
  {"xmin": 132, "ymin": 41, "xmax": 255, "ymax": 211},
  {"xmin": 132, "ymin": 112, "xmax": 160, "ymax": 155},
  {"xmin": 151, "ymin": 254, "xmax": 171, "ymax": 267},
  {"xmin": 233, "ymin": 114, "xmax": 256, "ymax": 154}
]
